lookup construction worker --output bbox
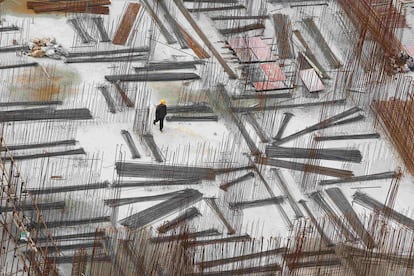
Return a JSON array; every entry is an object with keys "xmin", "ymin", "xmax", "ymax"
[{"xmin": 153, "ymin": 99, "xmax": 167, "ymax": 132}]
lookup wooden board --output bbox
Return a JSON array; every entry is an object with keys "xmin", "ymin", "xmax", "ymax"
[{"xmin": 112, "ymin": 3, "xmax": 141, "ymax": 45}]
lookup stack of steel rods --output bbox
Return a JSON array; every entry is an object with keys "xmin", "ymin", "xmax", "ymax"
[
  {"xmin": 104, "ymin": 190, "xmax": 181, "ymax": 207},
  {"xmin": 353, "ymin": 191, "xmax": 414, "ymax": 229},
  {"xmin": 326, "ymin": 188, "xmax": 375, "ymax": 249},
  {"xmin": 265, "ymin": 146, "xmax": 363, "ymax": 163},
  {"xmin": 119, "ymin": 189, "xmax": 203, "ymax": 228},
  {"xmin": 229, "ymin": 196, "xmax": 285, "ymax": 210},
  {"xmin": 319, "ymin": 171, "xmax": 398, "ymax": 186},
  {"xmin": 0, "ymin": 108, "xmax": 93, "ymax": 122},
  {"xmin": 114, "ymin": 162, "xmax": 215, "ymax": 179},
  {"xmin": 158, "ymin": 207, "xmax": 201, "ymax": 233}
]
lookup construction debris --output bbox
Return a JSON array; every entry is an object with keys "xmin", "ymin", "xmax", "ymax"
[{"xmin": 25, "ymin": 37, "xmax": 66, "ymax": 59}]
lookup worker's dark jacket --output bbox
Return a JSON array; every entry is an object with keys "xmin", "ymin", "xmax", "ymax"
[{"xmin": 155, "ymin": 104, "xmax": 167, "ymax": 120}]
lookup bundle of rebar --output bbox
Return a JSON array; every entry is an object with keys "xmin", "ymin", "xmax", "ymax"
[
  {"xmin": 35, "ymin": 231, "xmax": 105, "ymax": 243},
  {"xmin": 217, "ymin": 84, "xmax": 261, "ymax": 155},
  {"xmin": 272, "ymin": 169, "xmax": 304, "ymax": 218},
  {"xmin": 114, "ymin": 178, "xmax": 202, "ymax": 188},
  {"xmin": 293, "ymin": 30, "xmax": 329, "ymax": 79},
  {"xmin": 0, "ymin": 201, "xmax": 65, "ymax": 212},
  {"xmin": 35, "ymin": 216, "xmax": 111, "ymax": 229},
  {"xmin": 115, "ymin": 162, "xmax": 249, "ymax": 180},
  {"xmin": 156, "ymin": 0, "xmax": 188, "ymax": 48},
  {"xmin": 218, "ymin": 23, "xmax": 265, "ymax": 35},
  {"xmin": 0, "ymin": 62, "xmax": 38, "ymax": 70},
  {"xmin": 231, "ymin": 92, "xmax": 292, "ymax": 100},
  {"xmin": 104, "ymin": 190, "xmax": 181, "ymax": 207},
  {"xmin": 272, "ymin": 106, "xmax": 361, "ymax": 145},
  {"xmin": 98, "ymin": 86, "xmax": 116, "ymax": 113},
  {"xmin": 319, "ymin": 171, "xmax": 398, "ymax": 186},
  {"xmin": 68, "ymin": 18, "xmax": 94, "ymax": 44},
  {"xmin": 150, "ymin": 228, "xmax": 221, "ymax": 243},
  {"xmin": 165, "ymin": 115, "xmax": 218, "ymax": 122},
  {"xmin": 119, "ymin": 189, "xmax": 202, "ymax": 228},
  {"xmin": 92, "ymin": 17, "xmax": 111, "ymax": 42},
  {"xmin": 314, "ymin": 133, "xmax": 380, "ymax": 141},
  {"xmin": 211, "ymin": 15, "xmax": 269, "ymax": 20},
  {"xmin": 183, "ymin": 234, "xmax": 251, "ymax": 247},
  {"xmin": 244, "ymin": 113, "xmax": 270, "ymax": 142},
  {"xmin": 174, "ymin": 0, "xmax": 237, "ymax": 78},
  {"xmin": 303, "ymin": 17, "xmax": 341, "ymax": 68},
  {"xmin": 143, "ymin": 134, "xmax": 164, "ymax": 162},
  {"xmin": 205, "ymin": 197, "xmax": 236, "ymax": 234},
  {"xmin": 256, "ymin": 157, "xmax": 354, "ymax": 178},
  {"xmin": 64, "ymin": 54, "xmax": 147, "ymax": 63},
  {"xmin": 353, "ymin": 191, "xmax": 414, "ymax": 229},
  {"xmin": 326, "ymin": 188, "xmax": 375, "ymax": 249},
  {"xmin": 265, "ymin": 146, "xmax": 362, "ymax": 163},
  {"xmin": 309, "ymin": 191, "xmax": 356, "ymax": 241},
  {"xmin": 188, "ymin": 4, "xmax": 246, "ymax": 12},
  {"xmin": 197, "ymin": 247, "xmax": 286, "ymax": 268},
  {"xmin": 142, "ymin": 0, "xmax": 177, "ymax": 45},
  {"xmin": 27, "ymin": 181, "xmax": 110, "ymax": 195},
  {"xmin": 105, "ymin": 73, "xmax": 201, "ymax": 83},
  {"xmin": 158, "ymin": 207, "xmax": 201, "ymax": 233},
  {"xmin": 0, "ymin": 139, "xmax": 76, "ymax": 151},
  {"xmin": 190, "ymin": 264, "xmax": 282, "ymax": 275},
  {"xmin": 229, "ymin": 196, "xmax": 285, "ymax": 210},
  {"xmin": 167, "ymin": 103, "xmax": 213, "ymax": 113},
  {"xmin": 66, "ymin": 47, "xmax": 149, "ymax": 58},
  {"xmin": 37, "ymin": 242, "xmax": 100, "ymax": 253},
  {"xmin": 219, "ymin": 172, "xmax": 255, "ymax": 191},
  {"xmin": 121, "ymin": 130, "xmax": 140, "ymax": 159},
  {"xmin": 232, "ymin": 99, "xmax": 346, "ymax": 113},
  {"xmin": 0, "ymin": 25, "xmax": 19, "ymax": 32},
  {"xmin": 134, "ymin": 60, "xmax": 204, "ymax": 72},
  {"xmin": 0, "ymin": 108, "xmax": 93, "ymax": 122},
  {"xmin": 2, "ymin": 148, "xmax": 86, "ymax": 161},
  {"xmin": 0, "ymin": 101, "xmax": 62, "ymax": 107}
]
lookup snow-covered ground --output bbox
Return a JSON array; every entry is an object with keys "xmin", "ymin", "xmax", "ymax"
[{"xmin": 1, "ymin": 0, "xmax": 414, "ymax": 274}]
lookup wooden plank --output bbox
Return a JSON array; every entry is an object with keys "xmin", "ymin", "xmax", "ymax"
[
  {"xmin": 30, "ymin": 0, "xmax": 110, "ymax": 12},
  {"xmin": 112, "ymin": 3, "xmax": 141, "ymax": 45},
  {"xmin": 114, "ymin": 82, "xmax": 134, "ymax": 107},
  {"xmin": 174, "ymin": 0, "xmax": 237, "ymax": 79},
  {"xmin": 176, "ymin": 22, "xmax": 210, "ymax": 59}
]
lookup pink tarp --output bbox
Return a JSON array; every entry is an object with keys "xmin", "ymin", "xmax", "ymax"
[
  {"xmin": 228, "ymin": 37, "xmax": 276, "ymax": 63},
  {"xmin": 260, "ymin": 63, "xmax": 286, "ymax": 82}
]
